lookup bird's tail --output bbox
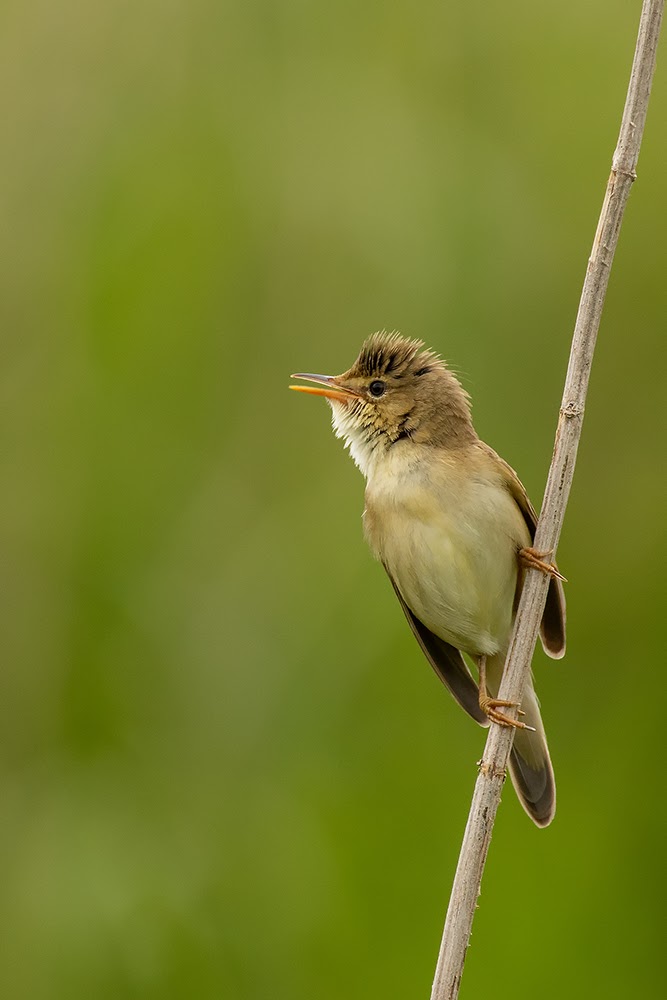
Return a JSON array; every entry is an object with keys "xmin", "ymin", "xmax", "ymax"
[{"xmin": 486, "ymin": 653, "xmax": 556, "ymax": 828}]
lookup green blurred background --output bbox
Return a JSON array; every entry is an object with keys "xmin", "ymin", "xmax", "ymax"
[{"xmin": 1, "ymin": 1, "xmax": 665, "ymax": 997}]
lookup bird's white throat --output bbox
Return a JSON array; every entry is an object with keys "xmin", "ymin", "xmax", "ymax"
[{"xmin": 329, "ymin": 400, "xmax": 381, "ymax": 478}]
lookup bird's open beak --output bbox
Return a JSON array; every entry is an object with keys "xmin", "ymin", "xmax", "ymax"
[{"xmin": 289, "ymin": 373, "xmax": 360, "ymax": 403}]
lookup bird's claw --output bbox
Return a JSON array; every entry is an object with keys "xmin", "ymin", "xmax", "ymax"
[
  {"xmin": 519, "ymin": 546, "xmax": 567, "ymax": 582},
  {"xmin": 479, "ymin": 696, "xmax": 536, "ymax": 732}
]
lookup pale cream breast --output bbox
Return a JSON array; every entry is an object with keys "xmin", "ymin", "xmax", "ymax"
[{"xmin": 363, "ymin": 445, "xmax": 531, "ymax": 657}]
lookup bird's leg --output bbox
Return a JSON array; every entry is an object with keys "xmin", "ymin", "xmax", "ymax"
[
  {"xmin": 519, "ymin": 546, "xmax": 567, "ymax": 582},
  {"xmin": 478, "ymin": 656, "xmax": 535, "ymax": 731}
]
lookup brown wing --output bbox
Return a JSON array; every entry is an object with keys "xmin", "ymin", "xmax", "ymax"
[
  {"xmin": 384, "ymin": 566, "xmax": 489, "ymax": 726},
  {"xmin": 484, "ymin": 445, "xmax": 566, "ymax": 659}
]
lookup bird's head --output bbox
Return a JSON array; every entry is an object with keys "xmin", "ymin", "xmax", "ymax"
[{"xmin": 290, "ymin": 331, "xmax": 475, "ymax": 475}]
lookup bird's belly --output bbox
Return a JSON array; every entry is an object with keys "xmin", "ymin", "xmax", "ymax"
[{"xmin": 365, "ymin": 475, "xmax": 527, "ymax": 656}]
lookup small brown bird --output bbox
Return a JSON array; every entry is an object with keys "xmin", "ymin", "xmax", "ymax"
[{"xmin": 290, "ymin": 331, "xmax": 565, "ymax": 827}]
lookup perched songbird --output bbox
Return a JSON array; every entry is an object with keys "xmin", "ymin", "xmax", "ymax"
[{"xmin": 290, "ymin": 331, "xmax": 566, "ymax": 827}]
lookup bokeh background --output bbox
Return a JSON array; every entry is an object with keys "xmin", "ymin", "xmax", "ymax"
[{"xmin": 1, "ymin": 1, "xmax": 666, "ymax": 997}]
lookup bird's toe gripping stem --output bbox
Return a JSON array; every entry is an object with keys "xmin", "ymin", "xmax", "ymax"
[{"xmin": 519, "ymin": 546, "xmax": 567, "ymax": 582}]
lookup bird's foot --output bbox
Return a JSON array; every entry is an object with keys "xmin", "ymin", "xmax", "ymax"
[
  {"xmin": 519, "ymin": 546, "xmax": 567, "ymax": 582},
  {"xmin": 479, "ymin": 695, "xmax": 536, "ymax": 732}
]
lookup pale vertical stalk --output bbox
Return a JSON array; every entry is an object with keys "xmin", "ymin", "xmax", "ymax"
[{"xmin": 430, "ymin": 3, "xmax": 664, "ymax": 997}]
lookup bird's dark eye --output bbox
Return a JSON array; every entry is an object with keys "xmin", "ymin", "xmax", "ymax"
[{"xmin": 369, "ymin": 380, "xmax": 386, "ymax": 398}]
